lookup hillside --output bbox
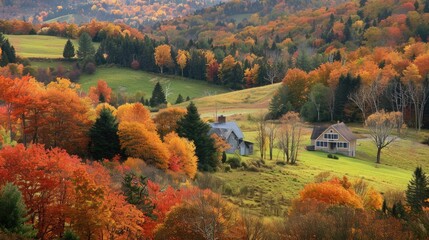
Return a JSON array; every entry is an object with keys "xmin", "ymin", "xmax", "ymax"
[
  {"xmin": 0, "ymin": 0, "xmax": 226, "ymax": 26},
  {"xmin": 79, "ymin": 67, "xmax": 230, "ymax": 102}
]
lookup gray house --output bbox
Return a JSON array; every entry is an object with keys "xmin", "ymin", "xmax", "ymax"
[
  {"xmin": 209, "ymin": 115, "xmax": 254, "ymax": 156},
  {"xmin": 310, "ymin": 122, "xmax": 357, "ymax": 157}
]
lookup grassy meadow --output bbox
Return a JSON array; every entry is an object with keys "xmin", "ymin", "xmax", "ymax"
[
  {"xmin": 6, "ymin": 35, "xmax": 99, "ymax": 58},
  {"xmin": 79, "ymin": 66, "xmax": 230, "ymax": 102}
]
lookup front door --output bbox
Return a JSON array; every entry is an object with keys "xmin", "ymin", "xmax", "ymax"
[{"xmin": 329, "ymin": 142, "xmax": 336, "ymax": 151}]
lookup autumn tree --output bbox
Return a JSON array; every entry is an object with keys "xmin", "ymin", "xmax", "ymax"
[
  {"xmin": 153, "ymin": 107, "xmax": 187, "ymax": 138},
  {"xmin": 0, "ymin": 183, "xmax": 35, "ymax": 238},
  {"xmin": 118, "ymin": 122, "xmax": 169, "ymax": 170},
  {"xmin": 89, "ymin": 108, "xmax": 120, "ymax": 160},
  {"xmin": 365, "ymin": 110, "xmax": 401, "ymax": 164},
  {"xmin": 176, "ymin": 49, "xmax": 189, "ymax": 76},
  {"xmin": 154, "ymin": 44, "xmax": 174, "ymax": 74},
  {"xmin": 154, "ymin": 191, "xmax": 244, "ymax": 240},
  {"xmin": 177, "ymin": 102, "xmax": 218, "ymax": 171},
  {"xmin": 164, "ymin": 132, "xmax": 198, "ymax": 178},
  {"xmin": 278, "ymin": 111, "xmax": 302, "ymax": 164},
  {"xmin": 63, "ymin": 39, "xmax": 75, "ymax": 60},
  {"xmin": 116, "ymin": 102, "xmax": 156, "ymax": 131},
  {"xmin": 406, "ymin": 166, "xmax": 429, "ymax": 213},
  {"xmin": 88, "ymin": 80, "xmax": 112, "ymax": 104},
  {"xmin": 282, "ymin": 68, "xmax": 310, "ymax": 110}
]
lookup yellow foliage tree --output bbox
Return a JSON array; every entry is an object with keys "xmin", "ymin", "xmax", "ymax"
[
  {"xmin": 153, "ymin": 107, "xmax": 186, "ymax": 138},
  {"xmin": 163, "ymin": 132, "xmax": 198, "ymax": 179},
  {"xmin": 116, "ymin": 102, "xmax": 156, "ymax": 132},
  {"xmin": 118, "ymin": 122, "xmax": 169, "ymax": 170},
  {"xmin": 154, "ymin": 44, "xmax": 174, "ymax": 74},
  {"xmin": 176, "ymin": 50, "xmax": 189, "ymax": 76}
]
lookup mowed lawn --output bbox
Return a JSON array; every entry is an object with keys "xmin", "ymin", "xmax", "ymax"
[
  {"xmin": 6, "ymin": 35, "xmax": 99, "ymax": 59},
  {"xmin": 79, "ymin": 66, "xmax": 230, "ymax": 102}
]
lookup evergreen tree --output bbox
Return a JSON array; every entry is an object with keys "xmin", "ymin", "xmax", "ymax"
[
  {"xmin": 268, "ymin": 85, "xmax": 293, "ymax": 119},
  {"xmin": 61, "ymin": 230, "xmax": 80, "ymax": 240},
  {"xmin": 0, "ymin": 183, "xmax": 35, "ymax": 237},
  {"xmin": 296, "ymin": 50, "xmax": 311, "ymax": 72},
  {"xmin": 63, "ymin": 39, "xmax": 75, "ymax": 60},
  {"xmin": 177, "ymin": 102, "xmax": 218, "ymax": 171},
  {"xmin": 334, "ymin": 74, "xmax": 360, "ymax": 121},
  {"xmin": 175, "ymin": 94, "xmax": 184, "ymax": 104},
  {"xmin": 149, "ymin": 82, "xmax": 167, "ymax": 107},
  {"xmin": 186, "ymin": 96, "xmax": 190, "ymax": 101},
  {"xmin": 77, "ymin": 32, "xmax": 95, "ymax": 64},
  {"xmin": 122, "ymin": 172, "xmax": 155, "ymax": 219},
  {"xmin": 0, "ymin": 33, "xmax": 16, "ymax": 67},
  {"xmin": 424, "ymin": 0, "xmax": 429, "ymax": 13},
  {"xmin": 89, "ymin": 108, "xmax": 121, "ymax": 160},
  {"xmin": 406, "ymin": 167, "xmax": 429, "ymax": 213}
]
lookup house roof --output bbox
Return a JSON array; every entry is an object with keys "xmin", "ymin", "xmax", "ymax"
[
  {"xmin": 311, "ymin": 122, "xmax": 357, "ymax": 141},
  {"xmin": 209, "ymin": 121, "xmax": 244, "ymax": 139}
]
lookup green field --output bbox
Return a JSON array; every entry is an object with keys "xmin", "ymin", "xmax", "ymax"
[
  {"xmin": 79, "ymin": 66, "xmax": 230, "ymax": 102},
  {"xmin": 6, "ymin": 35, "xmax": 99, "ymax": 59}
]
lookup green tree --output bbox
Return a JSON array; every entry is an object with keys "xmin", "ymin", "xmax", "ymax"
[
  {"xmin": 122, "ymin": 172, "xmax": 155, "ymax": 219},
  {"xmin": 61, "ymin": 230, "xmax": 80, "ymax": 240},
  {"xmin": 175, "ymin": 94, "xmax": 184, "ymax": 104},
  {"xmin": 406, "ymin": 167, "xmax": 429, "ymax": 213},
  {"xmin": 268, "ymin": 85, "xmax": 293, "ymax": 119},
  {"xmin": 149, "ymin": 82, "xmax": 167, "ymax": 107},
  {"xmin": 0, "ymin": 183, "xmax": 35, "ymax": 237},
  {"xmin": 77, "ymin": 32, "xmax": 95, "ymax": 64},
  {"xmin": 425, "ymin": 0, "xmax": 429, "ymax": 13},
  {"xmin": 63, "ymin": 39, "xmax": 75, "ymax": 60},
  {"xmin": 0, "ymin": 33, "xmax": 16, "ymax": 67},
  {"xmin": 177, "ymin": 102, "xmax": 218, "ymax": 171},
  {"xmin": 89, "ymin": 108, "xmax": 121, "ymax": 160}
]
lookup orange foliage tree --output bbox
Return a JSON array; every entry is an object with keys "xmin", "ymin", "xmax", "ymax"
[
  {"xmin": 117, "ymin": 102, "xmax": 156, "ymax": 131},
  {"xmin": 163, "ymin": 132, "xmax": 198, "ymax": 178},
  {"xmin": 153, "ymin": 107, "xmax": 186, "ymax": 138},
  {"xmin": 88, "ymin": 80, "xmax": 112, "ymax": 104}
]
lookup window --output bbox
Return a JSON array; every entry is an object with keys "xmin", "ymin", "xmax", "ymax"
[
  {"xmin": 324, "ymin": 133, "xmax": 339, "ymax": 140},
  {"xmin": 344, "ymin": 143, "xmax": 348, "ymax": 148},
  {"xmin": 337, "ymin": 142, "xmax": 349, "ymax": 148},
  {"xmin": 316, "ymin": 141, "xmax": 320, "ymax": 146},
  {"xmin": 323, "ymin": 142, "xmax": 327, "ymax": 147}
]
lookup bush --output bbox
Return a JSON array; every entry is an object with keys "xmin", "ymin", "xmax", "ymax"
[
  {"xmin": 131, "ymin": 60, "xmax": 140, "ymax": 70},
  {"xmin": 84, "ymin": 62, "xmax": 96, "ymax": 74},
  {"xmin": 241, "ymin": 161, "xmax": 248, "ymax": 169},
  {"xmin": 222, "ymin": 184, "xmax": 236, "ymax": 196},
  {"xmin": 333, "ymin": 155, "xmax": 339, "ymax": 159},
  {"xmin": 328, "ymin": 154, "xmax": 339, "ymax": 159},
  {"xmin": 422, "ymin": 136, "xmax": 429, "ymax": 146},
  {"xmin": 276, "ymin": 161, "xmax": 286, "ymax": 166},
  {"xmin": 68, "ymin": 69, "xmax": 81, "ymax": 82},
  {"xmin": 327, "ymin": 154, "xmax": 333, "ymax": 158},
  {"xmin": 224, "ymin": 166, "xmax": 231, "ymax": 172},
  {"xmin": 221, "ymin": 152, "xmax": 227, "ymax": 163},
  {"xmin": 227, "ymin": 157, "xmax": 241, "ymax": 169}
]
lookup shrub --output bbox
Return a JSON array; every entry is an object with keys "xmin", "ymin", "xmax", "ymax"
[
  {"xmin": 333, "ymin": 155, "xmax": 339, "ymax": 160},
  {"xmin": 84, "ymin": 62, "xmax": 96, "ymax": 74},
  {"xmin": 227, "ymin": 157, "xmax": 241, "ymax": 169},
  {"xmin": 131, "ymin": 60, "xmax": 140, "ymax": 70},
  {"xmin": 68, "ymin": 69, "xmax": 81, "ymax": 82},
  {"xmin": 276, "ymin": 161, "xmax": 286, "ymax": 166},
  {"xmin": 221, "ymin": 152, "xmax": 227, "ymax": 163},
  {"xmin": 222, "ymin": 184, "xmax": 235, "ymax": 195},
  {"xmin": 224, "ymin": 166, "xmax": 231, "ymax": 172},
  {"xmin": 422, "ymin": 136, "xmax": 429, "ymax": 146},
  {"xmin": 241, "ymin": 161, "xmax": 248, "ymax": 169},
  {"xmin": 327, "ymin": 154, "xmax": 333, "ymax": 158}
]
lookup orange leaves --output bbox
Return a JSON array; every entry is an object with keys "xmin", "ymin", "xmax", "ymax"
[
  {"xmin": 296, "ymin": 177, "xmax": 365, "ymax": 212},
  {"xmin": 154, "ymin": 44, "xmax": 174, "ymax": 73},
  {"xmin": 88, "ymin": 80, "xmax": 112, "ymax": 104},
  {"xmin": 118, "ymin": 122, "xmax": 169, "ymax": 170},
  {"xmin": 282, "ymin": 68, "xmax": 310, "ymax": 109},
  {"xmin": 176, "ymin": 49, "xmax": 190, "ymax": 76},
  {"xmin": 153, "ymin": 107, "xmax": 186, "ymax": 138},
  {"xmin": 413, "ymin": 53, "xmax": 429, "ymax": 78},
  {"xmin": 164, "ymin": 132, "xmax": 198, "ymax": 179},
  {"xmin": 117, "ymin": 102, "xmax": 156, "ymax": 131},
  {"xmin": 244, "ymin": 64, "xmax": 260, "ymax": 88}
]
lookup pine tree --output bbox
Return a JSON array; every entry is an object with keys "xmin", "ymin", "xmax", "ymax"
[
  {"xmin": 186, "ymin": 96, "xmax": 190, "ymax": 101},
  {"xmin": 63, "ymin": 39, "xmax": 75, "ymax": 60},
  {"xmin": 406, "ymin": 167, "xmax": 429, "ymax": 213},
  {"xmin": 0, "ymin": 33, "xmax": 16, "ymax": 67},
  {"xmin": 122, "ymin": 172, "xmax": 155, "ymax": 219},
  {"xmin": 175, "ymin": 94, "xmax": 184, "ymax": 104},
  {"xmin": 425, "ymin": 0, "xmax": 429, "ymax": 13},
  {"xmin": 149, "ymin": 82, "xmax": 167, "ymax": 107},
  {"xmin": 61, "ymin": 230, "xmax": 80, "ymax": 240},
  {"xmin": 89, "ymin": 108, "xmax": 121, "ymax": 160},
  {"xmin": 77, "ymin": 32, "xmax": 95, "ymax": 64},
  {"xmin": 177, "ymin": 102, "xmax": 218, "ymax": 171},
  {"xmin": 0, "ymin": 183, "xmax": 35, "ymax": 237}
]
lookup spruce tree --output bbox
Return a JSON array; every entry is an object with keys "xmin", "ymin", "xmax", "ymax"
[
  {"xmin": 89, "ymin": 108, "xmax": 121, "ymax": 160},
  {"xmin": 149, "ymin": 82, "xmax": 167, "ymax": 107},
  {"xmin": 177, "ymin": 102, "xmax": 218, "ymax": 171},
  {"xmin": 122, "ymin": 172, "xmax": 155, "ymax": 219},
  {"xmin": 77, "ymin": 32, "xmax": 95, "ymax": 64},
  {"xmin": 406, "ymin": 167, "xmax": 429, "ymax": 213},
  {"xmin": 186, "ymin": 96, "xmax": 190, "ymax": 101},
  {"xmin": 0, "ymin": 183, "xmax": 35, "ymax": 237},
  {"xmin": 425, "ymin": 0, "xmax": 429, "ymax": 13},
  {"xmin": 63, "ymin": 39, "xmax": 75, "ymax": 60},
  {"xmin": 175, "ymin": 94, "xmax": 184, "ymax": 104}
]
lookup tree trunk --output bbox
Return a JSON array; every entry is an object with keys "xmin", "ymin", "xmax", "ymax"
[
  {"xmin": 160, "ymin": 66, "xmax": 163, "ymax": 74},
  {"xmin": 269, "ymin": 147, "xmax": 273, "ymax": 160},
  {"xmin": 376, "ymin": 147, "xmax": 382, "ymax": 164}
]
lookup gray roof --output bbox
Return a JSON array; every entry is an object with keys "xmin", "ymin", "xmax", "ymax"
[
  {"xmin": 311, "ymin": 122, "xmax": 357, "ymax": 141},
  {"xmin": 209, "ymin": 121, "xmax": 244, "ymax": 139},
  {"xmin": 331, "ymin": 122, "xmax": 357, "ymax": 141}
]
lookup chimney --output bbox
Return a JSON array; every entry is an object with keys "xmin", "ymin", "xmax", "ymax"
[{"xmin": 218, "ymin": 115, "xmax": 226, "ymax": 124}]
